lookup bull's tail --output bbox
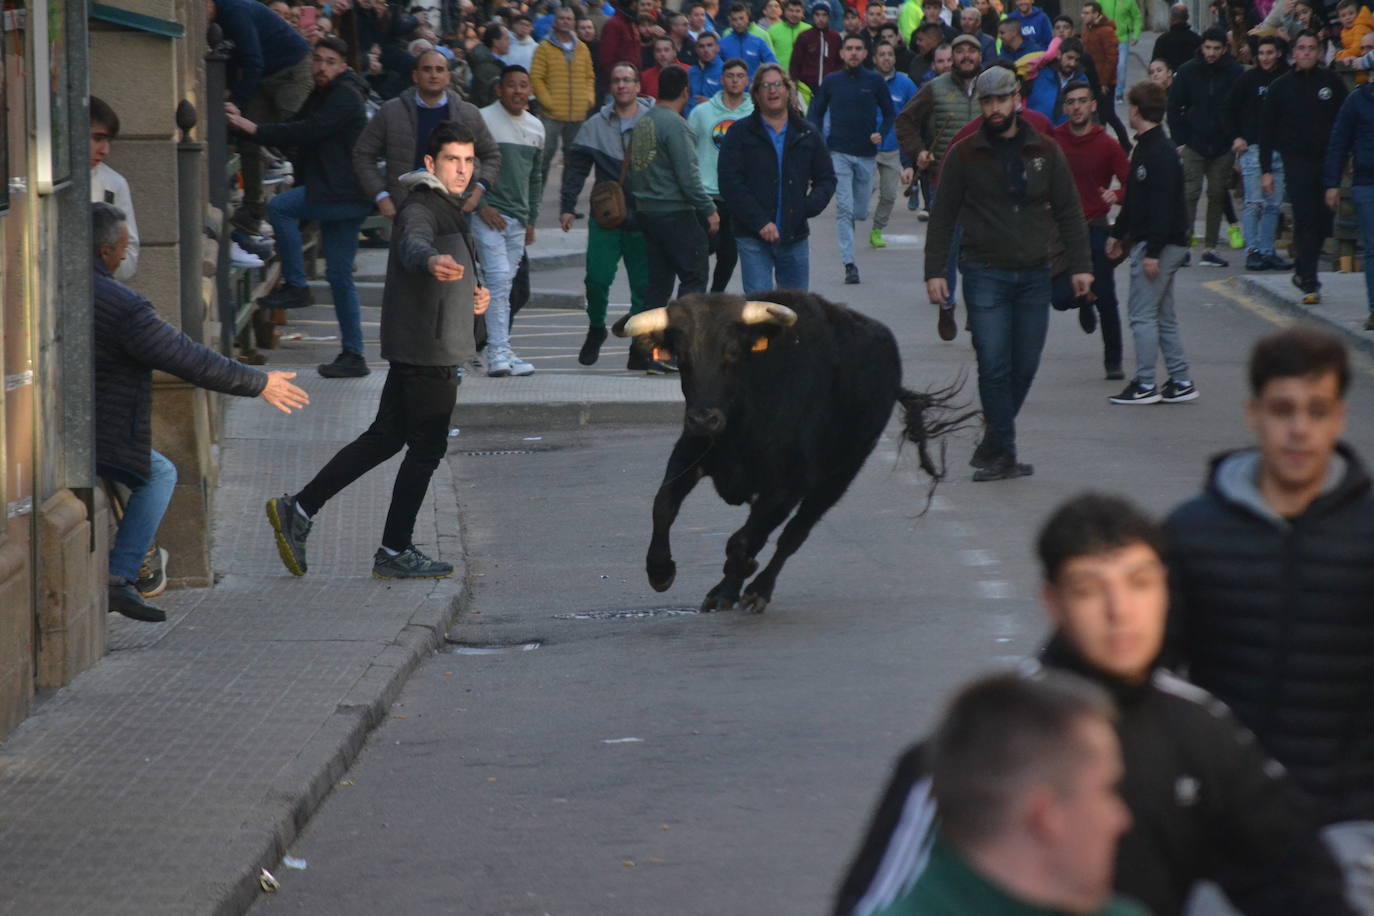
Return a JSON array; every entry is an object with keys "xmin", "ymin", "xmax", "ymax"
[{"xmin": 896, "ymin": 374, "xmax": 981, "ymax": 486}]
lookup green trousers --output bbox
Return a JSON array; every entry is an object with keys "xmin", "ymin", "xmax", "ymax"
[{"xmin": 585, "ymin": 219, "xmax": 648, "ymax": 328}]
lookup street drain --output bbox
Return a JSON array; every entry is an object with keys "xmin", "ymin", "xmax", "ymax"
[
  {"xmin": 554, "ymin": 607, "xmax": 702, "ymax": 621},
  {"xmin": 457, "ymin": 449, "xmax": 537, "ymax": 457},
  {"xmin": 446, "ymin": 640, "xmax": 542, "ymax": 654}
]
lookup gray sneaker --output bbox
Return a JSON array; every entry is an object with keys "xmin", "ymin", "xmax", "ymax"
[
  {"xmin": 266, "ymin": 494, "xmax": 311, "ymax": 576},
  {"xmin": 372, "ymin": 546, "xmax": 454, "ymax": 579},
  {"xmin": 506, "ymin": 350, "xmax": 535, "ymax": 376}
]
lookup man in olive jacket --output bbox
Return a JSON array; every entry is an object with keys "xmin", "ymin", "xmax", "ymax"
[
  {"xmin": 268, "ymin": 123, "xmax": 491, "ymax": 582},
  {"xmin": 351, "ymin": 49, "xmax": 501, "ymax": 218},
  {"xmin": 93, "ymin": 203, "xmax": 307, "ymax": 622}
]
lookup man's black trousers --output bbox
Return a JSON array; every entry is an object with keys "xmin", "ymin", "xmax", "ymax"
[
  {"xmin": 297, "ymin": 362, "xmax": 459, "ymax": 551},
  {"xmin": 1285, "ymin": 153, "xmax": 1333, "ymax": 288},
  {"xmin": 637, "ymin": 209, "xmax": 709, "ymax": 309}
]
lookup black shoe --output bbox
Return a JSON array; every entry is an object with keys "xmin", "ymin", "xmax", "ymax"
[
  {"xmin": 1245, "ymin": 251, "xmax": 1269, "ymax": 271},
  {"xmin": 1160, "ymin": 377, "xmax": 1199, "ymax": 403},
  {"xmin": 844, "ymin": 263, "xmax": 860, "ymax": 285},
  {"xmin": 1264, "ymin": 253, "xmax": 1293, "ymax": 271},
  {"xmin": 1078, "ymin": 303, "xmax": 1097, "ymax": 334},
  {"xmin": 257, "ymin": 284, "xmax": 314, "ymax": 310},
  {"xmin": 969, "ymin": 440, "xmax": 999, "ymax": 469},
  {"xmin": 1109, "ymin": 380, "xmax": 1162, "ymax": 405},
  {"xmin": 1105, "ymin": 366, "xmax": 1125, "ymax": 381},
  {"xmin": 266, "ymin": 494, "xmax": 311, "ymax": 576},
  {"xmin": 1198, "ymin": 251, "xmax": 1228, "ymax": 268},
  {"xmin": 972, "ymin": 455, "xmax": 1034, "ymax": 482},
  {"xmin": 578, "ymin": 326, "xmax": 609, "ymax": 365},
  {"xmin": 373, "ymin": 545, "xmax": 454, "ymax": 579},
  {"xmin": 318, "ymin": 350, "xmax": 370, "ymax": 378},
  {"xmin": 937, "ymin": 305, "xmax": 957, "ymax": 341},
  {"xmin": 645, "ymin": 352, "xmax": 679, "ymax": 374},
  {"xmin": 136, "ymin": 546, "xmax": 169, "ymax": 599},
  {"xmin": 108, "ymin": 579, "xmax": 166, "ymax": 622},
  {"xmin": 1181, "ymin": 251, "xmax": 1192, "ymax": 267}
]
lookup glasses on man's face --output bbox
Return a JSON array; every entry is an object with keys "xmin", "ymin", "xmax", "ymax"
[{"xmin": 759, "ymin": 80, "xmax": 786, "ymax": 91}]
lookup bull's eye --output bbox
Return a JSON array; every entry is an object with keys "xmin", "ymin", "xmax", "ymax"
[{"xmin": 750, "ymin": 336, "xmax": 769, "ymax": 353}]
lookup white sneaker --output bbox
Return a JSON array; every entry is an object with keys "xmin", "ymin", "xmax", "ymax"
[
  {"xmin": 230, "ymin": 242, "xmax": 265, "ymax": 269},
  {"xmin": 507, "ymin": 350, "xmax": 535, "ymax": 376},
  {"xmin": 486, "ymin": 351, "xmax": 511, "ymax": 377}
]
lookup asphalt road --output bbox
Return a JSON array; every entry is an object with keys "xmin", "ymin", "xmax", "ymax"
[{"xmin": 251, "ymin": 134, "xmax": 1374, "ymax": 915}]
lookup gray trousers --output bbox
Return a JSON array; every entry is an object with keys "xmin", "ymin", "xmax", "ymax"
[
  {"xmin": 873, "ymin": 150, "xmax": 902, "ymax": 231},
  {"xmin": 539, "ymin": 115, "xmax": 584, "ymax": 191},
  {"xmin": 1126, "ymin": 242, "xmax": 1191, "ymax": 387}
]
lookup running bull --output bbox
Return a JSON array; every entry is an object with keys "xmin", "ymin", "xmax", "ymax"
[{"xmin": 612, "ymin": 291, "xmax": 974, "ymax": 614}]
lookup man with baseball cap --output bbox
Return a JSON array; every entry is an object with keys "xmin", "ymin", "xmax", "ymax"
[{"xmin": 924, "ymin": 66, "xmax": 1091, "ymax": 482}]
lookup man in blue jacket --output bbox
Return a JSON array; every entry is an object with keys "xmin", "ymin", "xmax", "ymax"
[
  {"xmin": 688, "ymin": 31, "xmax": 726, "ymax": 109},
  {"xmin": 718, "ymin": 63, "xmax": 836, "ymax": 292},
  {"xmin": 808, "ymin": 34, "xmax": 894, "ymax": 284},
  {"xmin": 93, "ymin": 203, "xmax": 308, "ymax": 622},
  {"xmin": 1325, "ymin": 76, "xmax": 1374, "ymax": 332},
  {"xmin": 719, "ymin": 2, "xmax": 777, "ymax": 75},
  {"xmin": 208, "ymin": 0, "xmax": 312, "ymax": 235},
  {"xmin": 1007, "ymin": 0, "xmax": 1054, "ymax": 49}
]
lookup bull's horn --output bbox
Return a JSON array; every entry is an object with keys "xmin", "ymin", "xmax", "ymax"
[
  {"xmin": 741, "ymin": 301, "xmax": 798, "ymax": 327},
  {"xmin": 618, "ymin": 307, "xmax": 671, "ymax": 338}
]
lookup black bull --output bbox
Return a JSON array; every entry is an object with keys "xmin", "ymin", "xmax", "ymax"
[{"xmin": 611, "ymin": 290, "xmax": 976, "ymax": 614}]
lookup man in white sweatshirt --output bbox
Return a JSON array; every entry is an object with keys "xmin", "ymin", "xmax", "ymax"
[
  {"xmin": 687, "ymin": 57, "xmax": 753, "ymax": 291},
  {"xmin": 90, "ymin": 97, "xmax": 140, "ymax": 281}
]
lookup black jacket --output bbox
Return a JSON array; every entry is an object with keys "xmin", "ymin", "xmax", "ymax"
[
  {"xmin": 1167, "ymin": 50, "xmax": 1243, "ymax": 157},
  {"xmin": 1260, "ymin": 65, "xmax": 1349, "ymax": 170},
  {"xmin": 1165, "ymin": 444, "xmax": 1374, "ymax": 824},
  {"xmin": 1152, "ymin": 22, "xmax": 1203, "ymax": 73},
  {"xmin": 1227, "ymin": 61, "xmax": 1287, "ymax": 146},
  {"xmin": 94, "ymin": 263, "xmax": 265, "ymax": 481},
  {"xmin": 717, "ymin": 110, "xmax": 837, "ymax": 245},
  {"xmin": 255, "ymin": 70, "xmax": 370, "ymax": 205},
  {"xmin": 379, "ymin": 171, "xmax": 479, "ymax": 368},
  {"xmin": 833, "ymin": 637, "xmax": 1352, "ymax": 916},
  {"xmin": 1111, "ymin": 123, "xmax": 1190, "ymax": 258}
]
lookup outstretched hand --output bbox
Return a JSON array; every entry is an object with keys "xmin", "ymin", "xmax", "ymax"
[{"xmin": 260, "ymin": 371, "xmax": 310, "ymax": 414}]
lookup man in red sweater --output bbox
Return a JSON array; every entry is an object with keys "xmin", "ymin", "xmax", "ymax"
[
  {"xmin": 642, "ymin": 36, "xmax": 690, "ymax": 97},
  {"xmin": 600, "ymin": 0, "xmax": 643, "ymax": 77},
  {"xmin": 1052, "ymin": 82, "xmax": 1129, "ymax": 379}
]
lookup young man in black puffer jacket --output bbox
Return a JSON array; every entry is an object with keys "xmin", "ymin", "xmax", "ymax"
[
  {"xmin": 1166, "ymin": 325, "xmax": 1374, "ymax": 914},
  {"xmin": 836, "ymin": 493, "xmax": 1351, "ymax": 916},
  {"xmin": 267, "ymin": 123, "xmax": 489, "ymax": 583}
]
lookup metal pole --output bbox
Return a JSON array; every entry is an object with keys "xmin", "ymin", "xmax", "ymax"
[
  {"xmin": 176, "ymin": 100, "xmax": 206, "ymax": 343},
  {"xmin": 205, "ymin": 27, "xmax": 233, "ymax": 356}
]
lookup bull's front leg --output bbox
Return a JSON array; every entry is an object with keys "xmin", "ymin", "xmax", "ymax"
[
  {"xmin": 701, "ymin": 494, "xmax": 798, "ymax": 611},
  {"xmin": 647, "ymin": 437, "xmax": 708, "ymax": 592}
]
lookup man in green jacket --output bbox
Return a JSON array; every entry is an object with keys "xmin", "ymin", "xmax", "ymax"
[
  {"xmin": 625, "ymin": 65, "xmax": 718, "ymax": 367},
  {"xmin": 872, "ymin": 672, "xmax": 1147, "ymax": 916},
  {"xmin": 767, "ymin": 0, "xmax": 811, "ymax": 72},
  {"xmin": 1097, "ymin": 0, "xmax": 1141, "ymax": 100}
]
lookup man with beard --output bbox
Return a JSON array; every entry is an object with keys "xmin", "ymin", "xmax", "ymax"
[
  {"xmin": 1227, "ymin": 35, "xmax": 1291, "ymax": 272},
  {"xmin": 896, "ymin": 33, "xmax": 981, "ymax": 337},
  {"xmin": 925, "ymin": 66, "xmax": 1090, "ymax": 481}
]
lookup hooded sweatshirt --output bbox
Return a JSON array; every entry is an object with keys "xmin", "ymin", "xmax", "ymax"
[
  {"xmin": 1052, "ymin": 120, "xmax": 1130, "ymax": 222},
  {"xmin": 381, "ymin": 170, "xmax": 479, "ymax": 368},
  {"xmin": 687, "ymin": 89, "xmax": 755, "ymax": 197},
  {"xmin": 559, "ymin": 96, "xmax": 654, "ymax": 216},
  {"xmin": 1226, "ymin": 59, "xmax": 1288, "ymax": 145}
]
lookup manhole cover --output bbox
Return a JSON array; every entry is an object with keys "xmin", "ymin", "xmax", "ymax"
[
  {"xmin": 554, "ymin": 607, "xmax": 701, "ymax": 620},
  {"xmin": 457, "ymin": 449, "xmax": 537, "ymax": 457},
  {"xmin": 446, "ymin": 640, "xmax": 542, "ymax": 654}
]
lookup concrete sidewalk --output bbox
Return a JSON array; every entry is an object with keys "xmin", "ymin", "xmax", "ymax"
[
  {"xmin": 1233, "ymin": 271, "xmax": 1374, "ymax": 357},
  {"xmin": 0, "ymin": 376, "xmax": 465, "ymax": 916}
]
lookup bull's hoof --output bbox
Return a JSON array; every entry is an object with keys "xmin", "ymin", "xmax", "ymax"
[
  {"xmin": 700, "ymin": 580, "xmax": 740, "ymax": 612},
  {"xmin": 740, "ymin": 592, "xmax": 770, "ymax": 614},
  {"xmin": 647, "ymin": 558, "xmax": 676, "ymax": 593}
]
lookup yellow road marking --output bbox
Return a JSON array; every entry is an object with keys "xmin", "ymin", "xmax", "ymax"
[{"xmin": 1203, "ymin": 279, "xmax": 1294, "ymax": 329}]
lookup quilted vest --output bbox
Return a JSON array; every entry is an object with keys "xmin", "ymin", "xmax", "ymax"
[{"xmin": 927, "ymin": 71, "xmax": 979, "ymax": 165}]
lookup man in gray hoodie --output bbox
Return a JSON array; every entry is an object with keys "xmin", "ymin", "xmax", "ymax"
[{"xmin": 266, "ymin": 122, "xmax": 490, "ymax": 581}]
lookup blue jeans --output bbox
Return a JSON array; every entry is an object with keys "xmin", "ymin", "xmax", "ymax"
[
  {"xmin": 930, "ymin": 182, "xmax": 961, "ymax": 307},
  {"xmin": 1239, "ymin": 147, "xmax": 1284, "ymax": 255},
  {"xmin": 470, "ymin": 213, "xmax": 526, "ymax": 355},
  {"xmin": 961, "ymin": 262, "xmax": 1051, "ymax": 458},
  {"xmin": 1115, "ymin": 41, "xmax": 1129, "ymax": 97},
  {"xmin": 1352, "ymin": 185, "xmax": 1374, "ymax": 314},
  {"xmin": 736, "ymin": 236, "xmax": 810, "ymax": 293},
  {"xmin": 831, "ymin": 152, "xmax": 876, "ymax": 266},
  {"xmin": 268, "ymin": 186, "xmax": 371, "ymax": 355},
  {"xmin": 105, "ymin": 450, "xmax": 177, "ymax": 582},
  {"xmin": 1126, "ymin": 242, "xmax": 1191, "ymax": 387}
]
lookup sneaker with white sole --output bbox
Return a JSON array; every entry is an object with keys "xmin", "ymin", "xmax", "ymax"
[
  {"xmin": 373, "ymin": 545, "xmax": 454, "ymax": 579},
  {"xmin": 1160, "ymin": 378, "xmax": 1199, "ymax": 403},
  {"xmin": 506, "ymin": 351, "xmax": 535, "ymax": 376},
  {"xmin": 486, "ymin": 351, "xmax": 512, "ymax": 377},
  {"xmin": 1198, "ymin": 250, "xmax": 1229, "ymax": 268},
  {"xmin": 136, "ymin": 546, "xmax": 170, "ymax": 599},
  {"xmin": 1109, "ymin": 380, "xmax": 1162, "ymax": 405},
  {"xmin": 230, "ymin": 242, "xmax": 265, "ymax": 269}
]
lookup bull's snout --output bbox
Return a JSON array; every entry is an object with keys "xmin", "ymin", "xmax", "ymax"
[{"xmin": 685, "ymin": 407, "xmax": 727, "ymax": 437}]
